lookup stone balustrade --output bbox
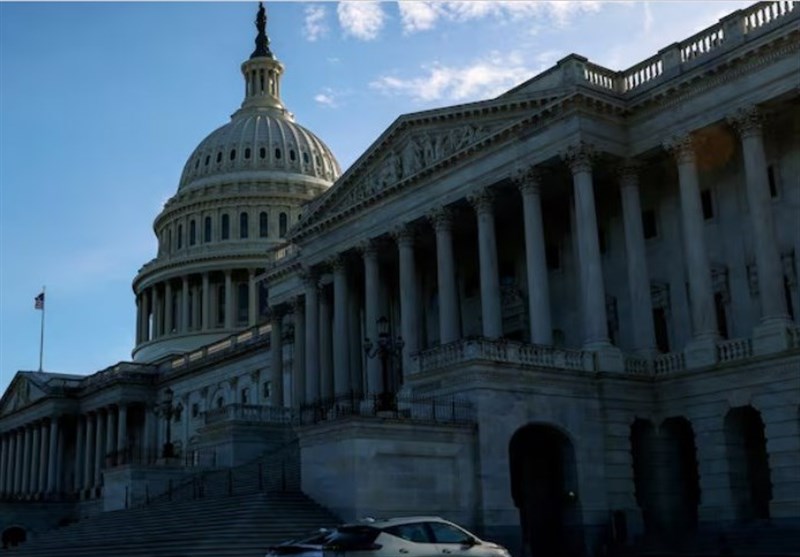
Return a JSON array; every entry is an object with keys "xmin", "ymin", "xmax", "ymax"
[
  {"xmin": 412, "ymin": 338, "xmax": 593, "ymax": 374},
  {"xmin": 788, "ymin": 326, "xmax": 800, "ymax": 350},
  {"xmin": 717, "ymin": 337, "xmax": 754, "ymax": 363},
  {"xmin": 653, "ymin": 352, "xmax": 687, "ymax": 375},
  {"xmin": 167, "ymin": 323, "xmax": 271, "ymax": 371},
  {"xmin": 204, "ymin": 403, "xmax": 295, "ymax": 425},
  {"xmin": 743, "ymin": 0, "xmax": 796, "ymax": 33}
]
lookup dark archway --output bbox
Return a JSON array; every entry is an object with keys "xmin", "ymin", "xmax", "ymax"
[
  {"xmin": 2, "ymin": 526, "xmax": 27, "ymax": 549},
  {"xmin": 725, "ymin": 406, "xmax": 772, "ymax": 520},
  {"xmin": 630, "ymin": 419, "xmax": 658, "ymax": 536},
  {"xmin": 658, "ymin": 417, "xmax": 701, "ymax": 537},
  {"xmin": 509, "ymin": 424, "xmax": 584, "ymax": 557}
]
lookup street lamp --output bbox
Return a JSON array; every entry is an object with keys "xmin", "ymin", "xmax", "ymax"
[
  {"xmin": 364, "ymin": 316, "xmax": 404, "ymax": 412},
  {"xmin": 161, "ymin": 388, "xmax": 175, "ymax": 459}
]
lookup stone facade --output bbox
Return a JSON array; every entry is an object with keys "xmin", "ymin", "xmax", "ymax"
[{"xmin": 1, "ymin": 3, "xmax": 799, "ymax": 556}]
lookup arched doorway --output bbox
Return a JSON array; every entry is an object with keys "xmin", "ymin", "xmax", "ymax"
[
  {"xmin": 2, "ymin": 526, "xmax": 26, "ymax": 549},
  {"xmin": 509, "ymin": 424, "xmax": 583, "ymax": 557},
  {"xmin": 630, "ymin": 419, "xmax": 658, "ymax": 536},
  {"xmin": 658, "ymin": 417, "xmax": 701, "ymax": 537},
  {"xmin": 725, "ymin": 406, "xmax": 772, "ymax": 520}
]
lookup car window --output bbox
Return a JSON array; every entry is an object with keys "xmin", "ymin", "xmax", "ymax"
[
  {"xmin": 428, "ymin": 522, "xmax": 472, "ymax": 544},
  {"xmin": 324, "ymin": 526, "xmax": 380, "ymax": 550},
  {"xmin": 384, "ymin": 523, "xmax": 433, "ymax": 543}
]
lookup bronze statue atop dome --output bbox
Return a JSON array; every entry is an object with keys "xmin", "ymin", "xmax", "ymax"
[{"xmin": 250, "ymin": 2, "xmax": 273, "ymax": 59}]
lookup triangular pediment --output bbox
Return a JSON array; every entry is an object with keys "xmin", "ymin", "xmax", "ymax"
[
  {"xmin": 0, "ymin": 371, "xmax": 81, "ymax": 418},
  {"xmin": 290, "ymin": 89, "xmax": 568, "ymax": 239}
]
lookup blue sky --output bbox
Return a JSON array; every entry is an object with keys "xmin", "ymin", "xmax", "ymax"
[{"xmin": 0, "ymin": 0, "xmax": 752, "ymax": 394}]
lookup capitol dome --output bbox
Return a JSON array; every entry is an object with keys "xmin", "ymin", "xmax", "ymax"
[{"xmin": 131, "ymin": 3, "xmax": 338, "ymax": 364}]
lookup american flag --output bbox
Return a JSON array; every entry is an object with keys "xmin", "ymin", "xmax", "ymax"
[{"xmin": 34, "ymin": 292, "xmax": 45, "ymax": 310}]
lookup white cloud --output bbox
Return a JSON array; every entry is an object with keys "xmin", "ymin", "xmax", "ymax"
[
  {"xmin": 303, "ymin": 5, "xmax": 328, "ymax": 42},
  {"xmin": 337, "ymin": 1, "xmax": 386, "ymax": 41},
  {"xmin": 314, "ymin": 87, "xmax": 339, "ymax": 108},
  {"xmin": 396, "ymin": 1, "xmax": 604, "ymax": 33},
  {"xmin": 370, "ymin": 51, "xmax": 544, "ymax": 103}
]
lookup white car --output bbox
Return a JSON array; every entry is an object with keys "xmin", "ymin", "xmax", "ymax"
[{"xmin": 265, "ymin": 516, "xmax": 511, "ymax": 557}]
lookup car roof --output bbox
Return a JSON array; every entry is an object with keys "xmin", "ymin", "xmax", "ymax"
[{"xmin": 352, "ymin": 516, "xmax": 452, "ymax": 528}]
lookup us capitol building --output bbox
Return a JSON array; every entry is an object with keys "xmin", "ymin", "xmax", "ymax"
[{"xmin": 1, "ymin": 2, "xmax": 798, "ymax": 556}]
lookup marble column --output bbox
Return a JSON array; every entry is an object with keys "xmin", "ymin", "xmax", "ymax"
[
  {"xmin": 348, "ymin": 282, "xmax": 364, "ymax": 395},
  {"xmin": 728, "ymin": 106, "xmax": 789, "ymax": 324},
  {"xmin": 319, "ymin": 288, "xmax": 333, "ymax": 399},
  {"xmin": 38, "ymin": 422, "xmax": 48, "ymax": 494},
  {"xmin": 152, "ymin": 286, "xmax": 162, "ymax": 339},
  {"xmin": 303, "ymin": 271, "xmax": 320, "ymax": 403},
  {"xmin": 394, "ymin": 225, "xmax": 419, "ymax": 376},
  {"xmin": 46, "ymin": 418, "xmax": 58, "ymax": 494},
  {"xmin": 84, "ymin": 413, "xmax": 95, "ymax": 491},
  {"xmin": 192, "ymin": 285, "xmax": 201, "ymax": 331},
  {"xmin": 164, "ymin": 281, "xmax": 173, "ymax": 334},
  {"xmin": 94, "ymin": 410, "xmax": 106, "ymax": 489},
  {"xmin": 224, "ymin": 270, "xmax": 234, "ymax": 329},
  {"xmin": 664, "ymin": 134, "xmax": 717, "ymax": 340},
  {"xmin": 619, "ymin": 163, "xmax": 657, "ymax": 355},
  {"xmin": 117, "ymin": 404, "xmax": 128, "ymax": 454},
  {"xmin": 270, "ymin": 308, "xmax": 284, "ymax": 407},
  {"xmin": 515, "ymin": 167, "xmax": 553, "ymax": 345},
  {"xmin": 430, "ymin": 207, "xmax": 460, "ymax": 344},
  {"xmin": 30, "ymin": 424, "xmax": 41, "ymax": 495},
  {"xmin": 21, "ymin": 425, "xmax": 31, "ymax": 495},
  {"xmin": 135, "ymin": 295, "xmax": 142, "ymax": 345},
  {"xmin": 332, "ymin": 256, "xmax": 351, "ymax": 396},
  {"xmin": 181, "ymin": 276, "xmax": 190, "ymax": 333},
  {"xmin": 13, "ymin": 430, "xmax": 23, "ymax": 494},
  {"xmin": 143, "ymin": 405, "xmax": 155, "ymax": 456},
  {"xmin": 563, "ymin": 143, "xmax": 610, "ymax": 348},
  {"xmin": 248, "ymin": 269, "xmax": 258, "ymax": 326},
  {"xmin": 141, "ymin": 289, "xmax": 151, "ymax": 342},
  {"xmin": 0, "ymin": 434, "xmax": 7, "ymax": 494},
  {"xmin": 362, "ymin": 242, "xmax": 382, "ymax": 395},
  {"xmin": 105, "ymin": 408, "xmax": 115, "ymax": 466},
  {"xmin": 202, "ymin": 272, "xmax": 211, "ymax": 330},
  {"xmin": 292, "ymin": 297, "xmax": 306, "ymax": 406},
  {"xmin": 74, "ymin": 415, "xmax": 85, "ymax": 492},
  {"xmin": 469, "ymin": 187, "xmax": 503, "ymax": 339}
]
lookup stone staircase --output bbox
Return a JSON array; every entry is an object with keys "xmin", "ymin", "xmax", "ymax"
[{"xmin": 7, "ymin": 491, "xmax": 338, "ymax": 557}]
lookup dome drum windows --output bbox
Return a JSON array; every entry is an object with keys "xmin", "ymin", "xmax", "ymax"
[
  {"xmin": 245, "ymin": 148, "xmax": 251, "ymax": 160},
  {"xmin": 279, "ymin": 212, "xmax": 288, "ymax": 238},
  {"xmin": 189, "ymin": 220, "xmax": 197, "ymax": 246},
  {"xmin": 259, "ymin": 212, "xmax": 268, "ymax": 238},
  {"xmin": 216, "ymin": 152, "xmax": 222, "ymax": 164},
  {"xmin": 230, "ymin": 149, "xmax": 236, "ymax": 161},
  {"xmin": 259, "ymin": 147, "xmax": 266, "ymax": 159},
  {"xmin": 177, "ymin": 224, "xmax": 183, "ymax": 249},
  {"xmin": 240, "ymin": 212, "xmax": 249, "ymax": 239},
  {"xmin": 221, "ymin": 214, "xmax": 230, "ymax": 240},
  {"xmin": 204, "ymin": 216, "xmax": 212, "ymax": 243}
]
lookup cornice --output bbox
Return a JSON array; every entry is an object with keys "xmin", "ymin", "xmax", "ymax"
[{"xmin": 134, "ymin": 251, "xmax": 269, "ymax": 291}]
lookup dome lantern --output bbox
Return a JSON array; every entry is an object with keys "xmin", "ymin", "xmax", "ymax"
[{"xmin": 240, "ymin": 2, "xmax": 285, "ymax": 113}]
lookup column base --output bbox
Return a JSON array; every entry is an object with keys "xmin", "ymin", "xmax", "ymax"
[
  {"xmin": 684, "ymin": 334, "xmax": 719, "ymax": 369},
  {"xmin": 753, "ymin": 318, "xmax": 793, "ymax": 356},
  {"xmin": 584, "ymin": 342, "xmax": 624, "ymax": 372}
]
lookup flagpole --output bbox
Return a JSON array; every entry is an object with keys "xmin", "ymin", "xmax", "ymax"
[{"xmin": 39, "ymin": 285, "xmax": 46, "ymax": 372}]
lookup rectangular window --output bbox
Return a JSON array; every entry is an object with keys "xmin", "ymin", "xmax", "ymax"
[
  {"xmin": 653, "ymin": 308, "xmax": 670, "ymax": 353},
  {"xmin": 262, "ymin": 381, "xmax": 271, "ymax": 399},
  {"xmin": 714, "ymin": 292, "xmax": 729, "ymax": 339},
  {"xmin": 701, "ymin": 189, "xmax": 714, "ymax": 220},
  {"xmin": 191, "ymin": 403, "xmax": 199, "ymax": 418},
  {"xmin": 767, "ymin": 165, "xmax": 778, "ymax": 198},
  {"xmin": 241, "ymin": 388, "xmax": 249, "ymax": 404},
  {"xmin": 177, "ymin": 224, "xmax": 183, "ymax": 249},
  {"xmin": 189, "ymin": 220, "xmax": 197, "ymax": 245},
  {"xmin": 642, "ymin": 209, "xmax": 658, "ymax": 239}
]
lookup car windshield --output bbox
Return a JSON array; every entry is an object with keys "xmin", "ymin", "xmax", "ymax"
[{"xmin": 323, "ymin": 526, "xmax": 380, "ymax": 550}]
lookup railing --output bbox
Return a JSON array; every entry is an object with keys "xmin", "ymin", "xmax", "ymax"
[
  {"xmin": 743, "ymin": 0, "xmax": 796, "ymax": 33},
  {"xmin": 624, "ymin": 355, "xmax": 652, "ymax": 375},
  {"xmin": 653, "ymin": 352, "xmax": 686, "ymax": 375},
  {"xmin": 717, "ymin": 337, "xmax": 754, "ymax": 362},
  {"xmin": 681, "ymin": 25, "xmax": 725, "ymax": 62},
  {"xmin": 297, "ymin": 393, "xmax": 475, "ymax": 427},
  {"xmin": 166, "ymin": 323, "xmax": 271, "ymax": 371},
  {"xmin": 413, "ymin": 338, "xmax": 591, "ymax": 374},
  {"xmin": 583, "ymin": 62, "xmax": 617, "ymax": 91},
  {"xmin": 622, "ymin": 55, "xmax": 663, "ymax": 92},
  {"xmin": 204, "ymin": 403, "xmax": 296, "ymax": 426}
]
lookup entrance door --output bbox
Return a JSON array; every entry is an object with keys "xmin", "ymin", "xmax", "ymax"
[{"xmin": 509, "ymin": 424, "xmax": 583, "ymax": 557}]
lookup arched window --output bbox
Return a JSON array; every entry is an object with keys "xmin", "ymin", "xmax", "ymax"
[
  {"xmin": 189, "ymin": 220, "xmax": 196, "ymax": 246},
  {"xmin": 259, "ymin": 147, "xmax": 266, "ymax": 159},
  {"xmin": 238, "ymin": 282, "xmax": 248, "ymax": 323},
  {"xmin": 216, "ymin": 152, "xmax": 222, "ymax": 163},
  {"xmin": 279, "ymin": 212, "xmax": 288, "ymax": 237},
  {"xmin": 166, "ymin": 227, "xmax": 172, "ymax": 252},
  {"xmin": 303, "ymin": 152, "xmax": 309, "ymax": 164},
  {"xmin": 240, "ymin": 212, "xmax": 249, "ymax": 239},
  {"xmin": 221, "ymin": 214, "xmax": 230, "ymax": 240},
  {"xmin": 245, "ymin": 148, "xmax": 251, "ymax": 160},
  {"xmin": 229, "ymin": 149, "xmax": 236, "ymax": 161},
  {"xmin": 177, "ymin": 224, "xmax": 183, "ymax": 249},
  {"xmin": 289, "ymin": 149, "xmax": 296, "ymax": 161},
  {"xmin": 204, "ymin": 216, "xmax": 212, "ymax": 243},
  {"xmin": 216, "ymin": 397, "xmax": 224, "ymax": 409},
  {"xmin": 275, "ymin": 148, "xmax": 282, "ymax": 160},
  {"xmin": 205, "ymin": 155, "xmax": 210, "ymax": 166},
  {"xmin": 259, "ymin": 211, "xmax": 268, "ymax": 238}
]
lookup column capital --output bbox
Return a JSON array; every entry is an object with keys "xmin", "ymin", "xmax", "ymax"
[
  {"xmin": 269, "ymin": 305, "xmax": 287, "ymax": 322},
  {"xmin": 357, "ymin": 239, "xmax": 380, "ymax": 259},
  {"xmin": 467, "ymin": 186, "xmax": 495, "ymax": 215},
  {"xmin": 617, "ymin": 160, "xmax": 641, "ymax": 188},
  {"xmin": 391, "ymin": 223, "xmax": 416, "ymax": 247},
  {"xmin": 513, "ymin": 165, "xmax": 542, "ymax": 195},
  {"xmin": 663, "ymin": 133, "xmax": 696, "ymax": 165},
  {"xmin": 428, "ymin": 206, "xmax": 454, "ymax": 232},
  {"xmin": 289, "ymin": 295, "xmax": 305, "ymax": 313},
  {"xmin": 299, "ymin": 267, "xmax": 319, "ymax": 289},
  {"xmin": 727, "ymin": 105, "xmax": 764, "ymax": 138},
  {"xmin": 561, "ymin": 141, "xmax": 596, "ymax": 174},
  {"xmin": 327, "ymin": 254, "xmax": 347, "ymax": 273}
]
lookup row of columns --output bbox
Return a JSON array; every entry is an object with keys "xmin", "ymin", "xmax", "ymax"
[
  {"xmin": 136, "ymin": 269, "xmax": 260, "ymax": 344},
  {"xmin": 0, "ymin": 417, "xmax": 60, "ymax": 497},
  {"xmin": 268, "ymin": 105, "xmax": 788, "ymax": 402},
  {"xmin": 72, "ymin": 404, "xmax": 130, "ymax": 494}
]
